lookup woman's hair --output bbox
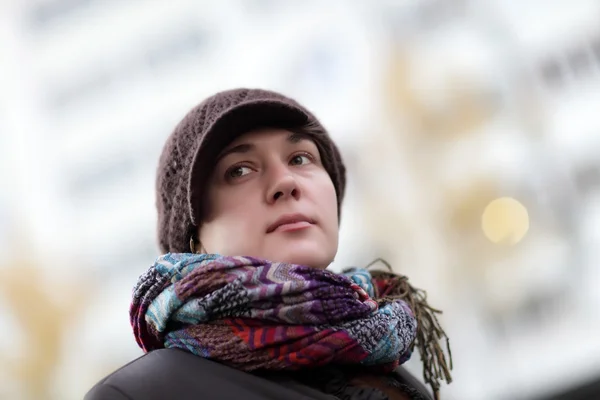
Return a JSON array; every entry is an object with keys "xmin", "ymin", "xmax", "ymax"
[{"xmin": 288, "ymin": 120, "xmax": 335, "ymax": 162}]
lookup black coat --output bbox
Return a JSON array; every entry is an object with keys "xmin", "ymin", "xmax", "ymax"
[{"xmin": 84, "ymin": 348, "xmax": 433, "ymax": 400}]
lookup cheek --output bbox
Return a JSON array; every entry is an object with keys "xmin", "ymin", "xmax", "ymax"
[
  {"xmin": 315, "ymin": 175, "xmax": 339, "ymax": 227},
  {"xmin": 200, "ymin": 196, "xmax": 263, "ymax": 253},
  {"xmin": 205, "ymin": 186, "xmax": 251, "ymax": 219},
  {"xmin": 204, "ymin": 189, "xmax": 263, "ymax": 233}
]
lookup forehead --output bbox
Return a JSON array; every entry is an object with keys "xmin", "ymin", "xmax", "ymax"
[{"xmin": 217, "ymin": 127, "xmax": 313, "ymax": 158}]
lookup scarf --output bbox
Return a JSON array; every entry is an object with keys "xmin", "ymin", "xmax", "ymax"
[{"xmin": 130, "ymin": 253, "xmax": 452, "ymax": 399}]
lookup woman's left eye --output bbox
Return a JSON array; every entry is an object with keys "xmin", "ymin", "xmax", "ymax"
[{"xmin": 290, "ymin": 154, "xmax": 312, "ymax": 166}]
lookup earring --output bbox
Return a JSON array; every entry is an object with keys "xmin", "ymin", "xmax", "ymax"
[
  {"xmin": 190, "ymin": 236, "xmax": 205, "ymax": 254},
  {"xmin": 189, "ymin": 236, "xmax": 196, "ymax": 253}
]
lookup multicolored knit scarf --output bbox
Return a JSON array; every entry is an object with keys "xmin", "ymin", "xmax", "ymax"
[{"xmin": 130, "ymin": 253, "xmax": 452, "ymax": 398}]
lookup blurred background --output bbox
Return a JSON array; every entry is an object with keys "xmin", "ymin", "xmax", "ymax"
[{"xmin": 2, "ymin": 0, "xmax": 600, "ymax": 399}]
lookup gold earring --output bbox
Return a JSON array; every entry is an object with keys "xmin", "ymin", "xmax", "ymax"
[{"xmin": 189, "ymin": 236, "xmax": 196, "ymax": 253}]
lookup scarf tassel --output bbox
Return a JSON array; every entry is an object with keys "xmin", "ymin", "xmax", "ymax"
[{"xmin": 367, "ymin": 259, "xmax": 453, "ymax": 400}]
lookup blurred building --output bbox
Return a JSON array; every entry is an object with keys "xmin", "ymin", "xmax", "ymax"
[{"xmin": 1, "ymin": 1, "xmax": 600, "ymax": 399}]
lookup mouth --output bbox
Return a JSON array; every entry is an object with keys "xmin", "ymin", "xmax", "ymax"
[{"xmin": 267, "ymin": 213, "xmax": 315, "ymax": 233}]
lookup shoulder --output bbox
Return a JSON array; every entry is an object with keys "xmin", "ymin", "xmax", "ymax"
[
  {"xmin": 84, "ymin": 349, "xmax": 227, "ymax": 400},
  {"xmin": 85, "ymin": 382, "xmax": 131, "ymax": 400},
  {"xmin": 392, "ymin": 366, "xmax": 434, "ymax": 400},
  {"xmin": 84, "ymin": 349, "xmax": 175, "ymax": 400},
  {"xmin": 84, "ymin": 348, "xmax": 334, "ymax": 400}
]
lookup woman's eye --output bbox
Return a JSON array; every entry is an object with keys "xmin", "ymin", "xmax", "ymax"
[
  {"xmin": 227, "ymin": 165, "xmax": 252, "ymax": 179},
  {"xmin": 290, "ymin": 154, "xmax": 312, "ymax": 166}
]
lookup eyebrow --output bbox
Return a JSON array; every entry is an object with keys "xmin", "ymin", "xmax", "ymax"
[{"xmin": 216, "ymin": 132, "xmax": 310, "ymax": 162}]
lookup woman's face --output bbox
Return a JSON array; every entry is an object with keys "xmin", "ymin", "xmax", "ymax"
[{"xmin": 197, "ymin": 127, "xmax": 339, "ymax": 269}]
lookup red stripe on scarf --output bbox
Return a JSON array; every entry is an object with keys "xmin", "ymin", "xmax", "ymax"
[{"xmin": 226, "ymin": 318, "xmax": 370, "ymax": 368}]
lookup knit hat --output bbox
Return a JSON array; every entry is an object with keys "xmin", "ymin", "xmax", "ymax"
[{"xmin": 156, "ymin": 88, "xmax": 347, "ymax": 254}]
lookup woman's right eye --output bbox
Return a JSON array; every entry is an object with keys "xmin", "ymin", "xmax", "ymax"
[{"xmin": 226, "ymin": 165, "xmax": 253, "ymax": 179}]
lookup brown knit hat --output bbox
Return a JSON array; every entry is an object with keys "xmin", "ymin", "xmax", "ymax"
[{"xmin": 156, "ymin": 88, "xmax": 347, "ymax": 254}]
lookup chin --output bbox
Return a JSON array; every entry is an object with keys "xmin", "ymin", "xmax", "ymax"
[
  {"xmin": 269, "ymin": 243, "xmax": 334, "ymax": 269},
  {"xmin": 261, "ymin": 229, "xmax": 338, "ymax": 269}
]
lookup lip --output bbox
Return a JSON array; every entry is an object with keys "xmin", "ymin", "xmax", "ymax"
[{"xmin": 267, "ymin": 213, "xmax": 315, "ymax": 233}]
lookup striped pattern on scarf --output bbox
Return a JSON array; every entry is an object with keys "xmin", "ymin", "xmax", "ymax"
[{"xmin": 130, "ymin": 253, "xmax": 417, "ymax": 373}]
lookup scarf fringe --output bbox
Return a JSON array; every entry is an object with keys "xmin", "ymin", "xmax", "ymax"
[{"xmin": 366, "ymin": 258, "xmax": 453, "ymax": 400}]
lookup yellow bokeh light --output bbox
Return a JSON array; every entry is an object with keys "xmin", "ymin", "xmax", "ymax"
[{"xmin": 481, "ymin": 197, "xmax": 530, "ymax": 245}]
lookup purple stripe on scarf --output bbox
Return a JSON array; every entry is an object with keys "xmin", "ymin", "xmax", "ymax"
[{"xmin": 130, "ymin": 253, "xmax": 416, "ymax": 372}]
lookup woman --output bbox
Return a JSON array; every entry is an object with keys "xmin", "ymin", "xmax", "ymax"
[{"xmin": 85, "ymin": 88, "xmax": 452, "ymax": 400}]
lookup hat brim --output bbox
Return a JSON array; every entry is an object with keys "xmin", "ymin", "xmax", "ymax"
[{"xmin": 187, "ymin": 100, "xmax": 310, "ymax": 226}]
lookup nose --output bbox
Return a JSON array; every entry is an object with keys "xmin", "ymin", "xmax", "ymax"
[{"xmin": 266, "ymin": 165, "xmax": 301, "ymax": 204}]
